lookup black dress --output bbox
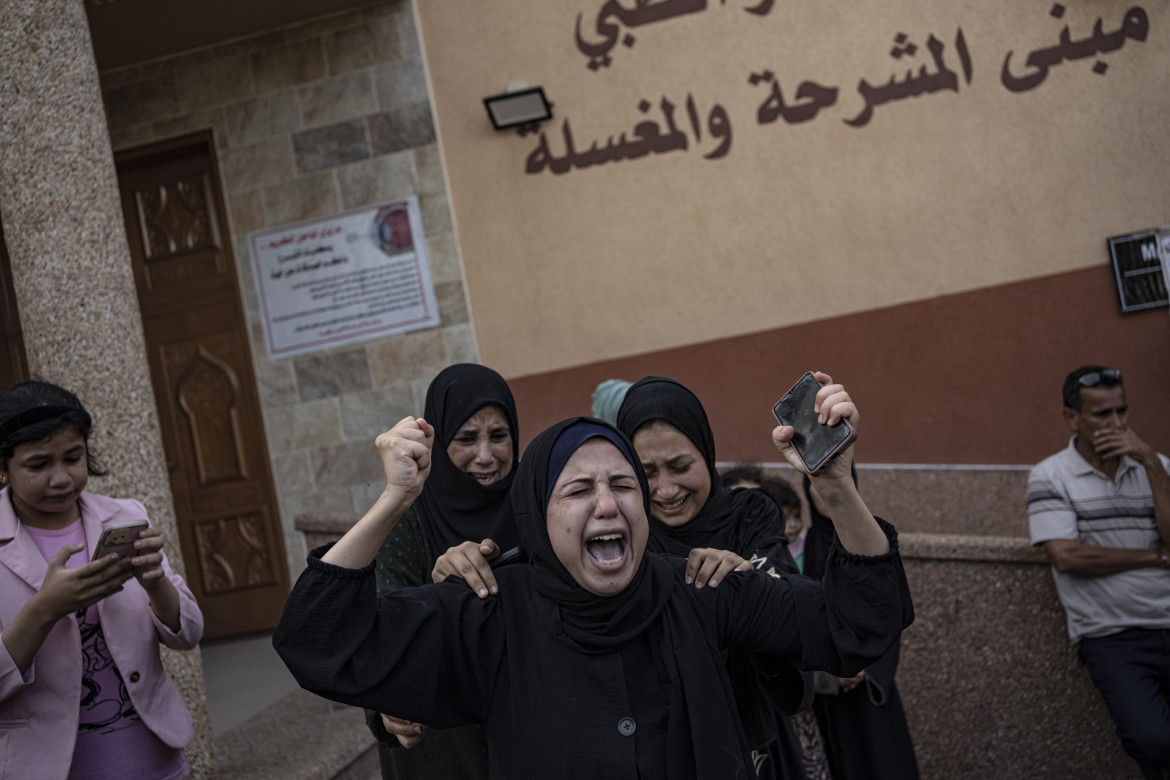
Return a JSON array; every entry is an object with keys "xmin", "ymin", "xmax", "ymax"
[
  {"xmin": 364, "ymin": 363, "xmax": 521, "ymax": 780},
  {"xmin": 364, "ymin": 505, "xmax": 490, "ymax": 779},
  {"xmin": 802, "ymin": 474, "xmax": 920, "ymax": 780},
  {"xmin": 277, "ymin": 527, "xmax": 910, "ymax": 780},
  {"xmin": 616, "ymin": 376, "xmax": 808, "ymax": 780},
  {"xmin": 814, "ymin": 643, "xmax": 920, "ymax": 780},
  {"xmin": 277, "ymin": 416, "xmax": 912, "ymax": 780}
]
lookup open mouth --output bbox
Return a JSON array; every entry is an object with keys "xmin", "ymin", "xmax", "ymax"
[
  {"xmin": 469, "ymin": 471, "xmax": 499, "ymax": 485},
  {"xmin": 657, "ymin": 495, "xmax": 689, "ymax": 512},
  {"xmin": 585, "ymin": 533, "xmax": 627, "ymax": 567}
]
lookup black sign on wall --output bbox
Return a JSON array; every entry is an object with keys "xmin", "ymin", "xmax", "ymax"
[{"xmin": 1106, "ymin": 229, "xmax": 1169, "ymax": 313}]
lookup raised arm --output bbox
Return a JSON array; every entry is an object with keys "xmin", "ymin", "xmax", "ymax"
[
  {"xmin": 713, "ymin": 516, "xmax": 910, "ymax": 678},
  {"xmin": 323, "ymin": 417, "xmax": 435, "ymax": 569},
  {"xmin": 771, "ymin": 371, "xmax": 889, "ymax": 557}
]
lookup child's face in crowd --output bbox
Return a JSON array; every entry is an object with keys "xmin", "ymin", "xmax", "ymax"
[
  {"xmin": 5, "ymin": 428, "xmax": 88, "ymax": 529},
  {"xmin": 783, "ymin": 507, "xmax": 803, "ymax": 543}
]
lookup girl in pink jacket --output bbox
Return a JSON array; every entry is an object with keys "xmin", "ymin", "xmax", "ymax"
[{"xmin": 0, "ymin": 380, "xmax": 203, "ymax": 779}]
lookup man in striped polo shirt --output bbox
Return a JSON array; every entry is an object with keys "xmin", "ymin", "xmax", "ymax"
[{"xmin": 1027, "ymin": 365, "xmax": 1170, "ymax": 780}]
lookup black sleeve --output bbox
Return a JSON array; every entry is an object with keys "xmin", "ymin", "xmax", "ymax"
[
  {"xmin": 714, "ymin": 517, "xmax": 913, "ymax": 677},
  {"xmin": 738, "ymin": 489, "xmax": 800, "ymax": 576},
  {"xmin": 736, "ymin": 540, "xmax": 809, "ymax": 717},
  {"xmin": 274, "ymin": 546, "xmax": 502, "ymax": 728},
  {"xmin": 862, "ymin": 638, "xmax": 901, "ymax": 691},
  {"xmin": 366, "ymin": 505, "xmax": 440, "ymax": 747},
  {"xmin": 742, "ymin": 650, "xmax": 811, "ymax": 717},
  {"xmin": 373, "ymin": 505, "xmax": 433, "ymax": 597},
  {"xmin": 749, "ymin": 538, "xmax": 800, "ymax": 577}
]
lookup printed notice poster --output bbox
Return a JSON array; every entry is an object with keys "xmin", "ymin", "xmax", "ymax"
[{"xmin": 248, "ymin": 197, "xmax": 440, "ymax": 359}]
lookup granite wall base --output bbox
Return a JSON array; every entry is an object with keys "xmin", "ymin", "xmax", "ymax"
[{"xmin": 899, "ymin": 534, "xmax": 1138, "ymax": 779}]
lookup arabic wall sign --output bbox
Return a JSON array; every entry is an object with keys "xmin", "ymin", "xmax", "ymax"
[
  {"xmin": 414, "ymin": 0, "xmax": 1169, "ymax": 378},
  {"xmin": 1106, "ymin": 228, "xmax": 1169, "ymax": 313},
  {"xmin": 525, "ymin": 3, "xmax": 1150, "ymax": 175},
  {"xmin": 248, "ymin": 197, "xmax": 440, "ymax": 359}
]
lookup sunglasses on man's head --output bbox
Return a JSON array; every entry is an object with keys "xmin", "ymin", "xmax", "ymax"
[
  {"xmin": 1064, "ymin": 368, "xmax": 1122, "ymax": 408},
  {"xmin": 1077, "ymin": 369, "xmax": 1122, "ymax": 389}
]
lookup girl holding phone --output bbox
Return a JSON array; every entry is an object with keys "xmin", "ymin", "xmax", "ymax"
[{"xmin": 0, "ymin": 380, "xmax": 203, "ymax": 779}]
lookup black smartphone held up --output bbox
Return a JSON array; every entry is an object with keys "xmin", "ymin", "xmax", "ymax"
[
  {"xmin": 772, "ymin": 372, "xmax": 857, "ymax": 477},
  {"xmin": 92, "ymin": 520, "xmax": 149, "ymax": 561}
]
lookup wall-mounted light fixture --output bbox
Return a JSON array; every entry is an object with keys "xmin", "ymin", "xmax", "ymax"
[{"xmin": 483, "ymin": 85, "xmax": 552, "ymax": 131}]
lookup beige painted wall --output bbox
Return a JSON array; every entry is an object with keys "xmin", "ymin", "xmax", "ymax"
[{"xmin": 416, "ymin": 0, "xmax": 1169, "ymax": 378}]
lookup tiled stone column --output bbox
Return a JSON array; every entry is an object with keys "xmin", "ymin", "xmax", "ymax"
[{"xmin": 0, "ymin": 1, "xmax": 217, "ymax": 777}]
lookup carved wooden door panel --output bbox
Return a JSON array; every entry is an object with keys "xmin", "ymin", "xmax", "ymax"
[
  {"xmin": 0, "ymin": 217, "xmax": 30, "ymax": 389},
  {"xmin": 115, "ymin": 132, "xmax": 289, "ymax": 639}
]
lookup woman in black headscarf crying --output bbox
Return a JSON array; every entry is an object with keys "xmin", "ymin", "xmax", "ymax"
[
  {"xmin": 273, "ymin": 396, "xmax": 911, "ymax": 779},
  {"xmin": 364, "ymin": 363, "xmax": 520, "ymax": 780},
  {"xmin": 614, "ymin": 374, "xmax": 810, "ymax": 780}
]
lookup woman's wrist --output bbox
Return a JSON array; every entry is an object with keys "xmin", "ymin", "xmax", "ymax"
[{"xmin": 808, "ymin": 475, "xmax": 860, "ymax": 509}]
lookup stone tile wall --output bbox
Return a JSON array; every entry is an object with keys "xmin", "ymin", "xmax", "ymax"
[
  {"xmin": 99, "ymin": 0, "xmax": 476, "ymax": 578},
  {"xmin": 899, "ymin": 535, "xmax": 1138, "ymax": 779}
]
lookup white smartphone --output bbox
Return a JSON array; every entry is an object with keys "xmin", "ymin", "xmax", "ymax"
[{"xmin": 92, "ymin": 521, "xmax": 149, "ymax": 561}]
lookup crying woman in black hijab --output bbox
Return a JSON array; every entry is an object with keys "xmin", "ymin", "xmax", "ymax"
[
  {"xmin": 273, "ymin": 411, "xmax": 912, "ymax": 780},
  {"xmin": 616, "ymin": 376, "xmax": 806, "ymax": 780},
  {"xmin": 616, "ymin": 376, "xmax": 797, "ymax": 578},
  {"xmin": 365, "ymin": 363, "xmax": 520, "ymax": 779}
]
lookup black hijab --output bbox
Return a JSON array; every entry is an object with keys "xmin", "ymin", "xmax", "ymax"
[
  {"xmin": 416, "ymin": 364, "xmax": 521, "ymax": 557},
  {"xmin": 616, "ymin": 377, "xmax": 788, "ymax": 559},
  {"xmin": 511, "ymin": 417, "xmax": 755, "ymax": 779}
]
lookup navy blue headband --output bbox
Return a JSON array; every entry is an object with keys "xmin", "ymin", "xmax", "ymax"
[
  {"xmin": 0, "ymin": 405, "xmax": 92, "ymax": 446},
  {"xmin": 545, "ymin": 422, "xmax": 637, "ymax": 505}
]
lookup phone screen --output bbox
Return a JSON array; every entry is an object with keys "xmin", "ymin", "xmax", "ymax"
[{"xmin": 772, "ymin": 372, "xmax": 855, "ymax": 475}]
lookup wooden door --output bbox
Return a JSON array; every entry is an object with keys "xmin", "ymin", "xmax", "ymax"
[
  {"xmin": 0, "ymin": 217, "xmax": 30, "ymax": 389},
  {"xmin": 115, "ymin": 132, "xmax": 289, "ymax": 639}
]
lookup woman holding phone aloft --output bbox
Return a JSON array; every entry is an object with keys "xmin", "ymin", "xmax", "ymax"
[
  {"xmin": 615, "ymin": 374, "xmax": 809, "ymax": 780},
  {"xmin": 273, "ymin": 376, "xmax": 912, "ymax": 779},
  {"xmin": 0, "ymin": 380, "xmax": 203, "ymax": 779},
  {"xmin": 442, "ymin": 372, "xmax": 869, "ymax": 780}
]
